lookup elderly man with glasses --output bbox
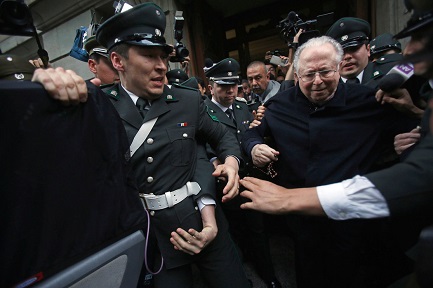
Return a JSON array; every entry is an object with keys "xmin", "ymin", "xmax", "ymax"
[{"xmin": 241, "ymin": 36, "xmax": 419, "ymax": 288}]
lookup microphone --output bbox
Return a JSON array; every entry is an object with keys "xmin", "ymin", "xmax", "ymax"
[
  {"xmin": 378, "ymin": 63, "xmax": 414, "ymax": 92},
  {"xmin": 288, "ymin": 11, "xmax": 298, "ymax": 23}
]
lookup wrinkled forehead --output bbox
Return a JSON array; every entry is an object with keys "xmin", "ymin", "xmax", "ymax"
[{"xmin": 299, "ymin": 45, "xmax": 338, "ymax": 71}]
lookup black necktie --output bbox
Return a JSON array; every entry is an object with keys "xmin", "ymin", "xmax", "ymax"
[
  {"xmin": 136, "ymin": 98, "xmax": 148, "ymax": 119},
  {"xmin": 346, "ymin": 78, "xmax": 360, "ymax": 84},
  {"xmin": 225, "ymin": 108, "xmax": 236, "ymax": 126}
]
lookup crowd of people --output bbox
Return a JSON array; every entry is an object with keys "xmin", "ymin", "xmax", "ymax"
[{"xmin": 2, "ymin": 0, "xmax": 433, "ymax": 287}]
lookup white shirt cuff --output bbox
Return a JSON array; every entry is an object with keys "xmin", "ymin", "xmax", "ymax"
[
  {"xmin": 197, "ymin": 196, "xmax": 216, "ymax": 211},
  {"xmin": 317, "ymin": 175, "xmax": 390, "ymax": 220}
]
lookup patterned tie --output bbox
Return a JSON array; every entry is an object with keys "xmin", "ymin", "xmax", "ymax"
[
  {"xmin": 346, "ymin": 77, "xmax": 360, "ymax": 84},
  {"xmin": 136, "ymin": 98, "xmax": 148, "ymax": 119}
]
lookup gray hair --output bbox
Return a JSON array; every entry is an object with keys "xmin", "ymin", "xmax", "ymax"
[{"xmin": 293, "ymin": 36, "xmax": 343, "ymax": 74}]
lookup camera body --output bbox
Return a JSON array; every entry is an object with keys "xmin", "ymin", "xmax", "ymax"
[
  {"xmin": 276, "ymin": 11, "xmax": 334, "ymax": 44},
  {"xmin": 170, "ymin": 11, "xmax": 189, "ymax": 63},
  {"xmin": 269, "ymin": 55, "xmax": 288, "ymax": 67}
]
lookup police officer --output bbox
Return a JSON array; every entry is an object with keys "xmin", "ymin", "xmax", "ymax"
[
  {"xmin": 205, "ymin": 58, "xmax": 281, "ymax": 288},
  {"xmin": 326, "ymin": 17, "xmax": 372, "ymax": 84},
  {"xmin": 83, "ymin": 35, "xmax": 119, "ymax": 85},
  {"xmin": 0, "ymin": 54, "xmax": 35, "ymax": 80},
  {"xmin": 369, "ymin": 33, "xmax": 402, "ymax": 62},
  {"xmin": 96, "ymin": 3, "xmax": 250, "ymax": 288},
  {"xmin": 166, "ymin": 68, "xmax": 188, "ymax": 85}
]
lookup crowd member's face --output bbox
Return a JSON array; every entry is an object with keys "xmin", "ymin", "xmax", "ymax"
[
  {"xmin": 111, "ymin": 46, "xmax": 168, "ymax": 100},
  {"xmin": 88, "ymin": 56, "xmax": 119, "ymax": 85},
  {"xmin": 198, "ymin": 83, "xmax": 206, "ymax": 95},
  {"xmin": 247, "ymin": 64, "xmax": 269, "ymax": 95},
  {"xmin": 209, "ymin": 82, "xmax": 237, "ymax": 107},
  {"xmin": 339, "ymin": 43, "xmax": 370, "ymax": 79},
  {"xmin": 242, "ymin": 82, "xmax": 251, "ymax": 95},
  {"xmin": 295, "ymin": 43, "xmax": 340, "ymax": 105},
  {"xmin": 404, "ymin": 28, "xmax": 433, "ymax": 79},
  {"xmin": 266, "ymin": 64, "xmax": 276, "ymax": 77}
]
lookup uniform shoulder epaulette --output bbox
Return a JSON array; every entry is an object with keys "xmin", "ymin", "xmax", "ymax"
[{"xmin": 205, "ymin": 105, "xmax": 220, "ymax": 122}]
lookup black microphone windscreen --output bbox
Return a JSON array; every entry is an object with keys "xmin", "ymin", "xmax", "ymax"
[
  {"xmin": 378, "ymin": 73, "xmax": 406, "ymax": 92},
  {"xmin": 288, "ymin": 11, "xmax": 298, "ymax": 22},
  {"xmin": 204, "ymin": 58, "xmax": 213, "ymax": 68}
]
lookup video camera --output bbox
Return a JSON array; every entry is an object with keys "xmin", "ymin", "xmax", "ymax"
[
  {"xmin": 0, "ymin": 0, "xmax": 49, "ymax": 67},
  {"xmin": 169, "ymin": 11, "xmax": 189, "ymax": 63},
  {"xmin": 277, "ymin": 11, "xmax": 334, "ymax": 45}
]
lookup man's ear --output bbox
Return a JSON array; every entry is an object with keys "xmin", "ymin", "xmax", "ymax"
[
  {"xmin": 110, "ymin": 52, "xmax": 124, "ymax": 71},
  {"xmin": 366, "ymin": 43, "xmax": 371, "ymax": 58},
  {"xmin": 88, "ymin": 59, "xmax": 97, "ymax": 74},
  {"xmin": 294, "ymin": 72, "xmax": 299, "ymax": 83}
]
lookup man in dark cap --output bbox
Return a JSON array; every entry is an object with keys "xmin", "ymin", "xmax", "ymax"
[
  {"xmin": 326, "ymin": 17, "xmax": 372, "ymax": 84},
  {"xmin": 166, "ymin": 68, "xmax": 188, "ymax": 85},
  {"xmin": 204, "ymin": 58, "xmax": 281, "ymax": 288},
  {"xmin": 0, "ymin": 54, "xmax": 35, "ymax": 80},
  {"xmin": 83, "ymin": 35, "xmax": 119, "ymax": 85},
  {"xmin": 96, "ymin": 3, "xmax": 249, "ymax": 288},
  {"xmin": 369, "ymin": 33, "xmax": 402, "ymax": 62}
]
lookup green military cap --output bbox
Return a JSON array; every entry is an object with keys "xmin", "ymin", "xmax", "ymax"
[
  {"xmin": 326, "ymin": 17, "xmax": 371, "ymax": 49},
  {"xmin": 84, "ymin": 35, "xmax": 108, "ymax": 58},
  {"xmin": 180, "ymin": 76, "xmax": 199, "ymax": 90},
  {"xmin": 166, "ymin": 69, "xmax": 188, "ymax": 85},
  {"xmin": 370, "ymin": 33, "xmax": 402, "ymax": 56},
  {"xmin": 0, "ymin": 54, "xmax": 35, "ymax": 80},
  {"xmin": 205, "ymin": 58, "xmax": 240, "ymax": 85},
  {"xmin": 96, "ymin": 2, "xmax": 173, "ymax": 55}
]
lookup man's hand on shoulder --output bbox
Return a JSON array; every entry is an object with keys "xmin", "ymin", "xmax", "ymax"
[{"xmin": 32, "ymin": 67, "xmax": 88, "ymax": 105}]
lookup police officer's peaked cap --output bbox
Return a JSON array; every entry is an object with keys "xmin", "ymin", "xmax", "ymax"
[
  {"xmin": 96, "ymin": 3, "xmax": 173, "ymax": 54},
  {"xmin": 326, "ymin": 17, "xmax": 371, "ymax": 49},
  {"xmin": 394, "ymin": 8, "xmax": 433, "ymax": 39},
  {"xmin": 180, "ymin": 76, "xmax": 199, "ymax": 90},
  {"xmin": 205, "ymin": 58, "xmax": 240, "ymax": 85},
  {"xmin": 166, "ymin": 69, "xmax": 189, "ymax": 84},
  {"xmin": 370, "ymin": 33, "xmax": 402, "ymax": 56},
  {"xmin": 84, "ymin": 36, "xmax": 108, "ymax": 57},
  {"xmin": 0, "ymin": 54, "xmax": 35, "ymax": 81}
]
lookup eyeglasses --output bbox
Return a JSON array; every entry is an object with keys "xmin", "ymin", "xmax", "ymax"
[{"xmin": 299, "ymin": 69, "xmax": 337, "ymax": 82}]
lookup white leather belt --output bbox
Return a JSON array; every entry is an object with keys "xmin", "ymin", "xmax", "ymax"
[{"xmin": 139, "ymin": 181, "xmax": 201, "ymax": 210}]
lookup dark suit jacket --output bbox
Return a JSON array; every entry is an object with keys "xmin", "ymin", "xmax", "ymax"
[
  {"xmin": 242, "ymin": 83, "xmax": 418, "ymax": 187},
  {"xmin": 366, "ymin": 109, "xmax": 433, "ymax": 218},
  {"xmin": 1, "ymin": 81, "xmax": 146, "ymax": 287},
  {"xmin": 105, "ymin": 83, "xmax": 242, "ymax": 268}
]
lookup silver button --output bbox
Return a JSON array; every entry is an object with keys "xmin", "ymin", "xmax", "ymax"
[
  {"xmin": 182, "ymin": 133, "xmax": 188, "ymax": 138},
  {"xmin": 147, "ymin": 176, "xmax": 154, "ymax": 183},
  {"xmin": 195, "ymin": 206, "xmax": 198, "ymax": 210},
  {"xmin": 380, "ymin": 57, "xmax": 385, "ymax": 61},
  {"xmin": 150, "ymin": 211, "xmax": 155, "ymax": 216},
  {"xmin": 237, "ymin": 130, "xmax": 241, "ymax": 134},
  {"xmin": 147, "ymin": 157, "xmax": 153, "ymax": 163},
  {"xmin": 147, "ymin": 138, "xmax": 154, "ymax": 144}
]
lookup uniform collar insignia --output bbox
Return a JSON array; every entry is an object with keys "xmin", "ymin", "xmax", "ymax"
[{"xmin": 341, "ymin": 35, "xmax": 348, "ymax": 41}]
